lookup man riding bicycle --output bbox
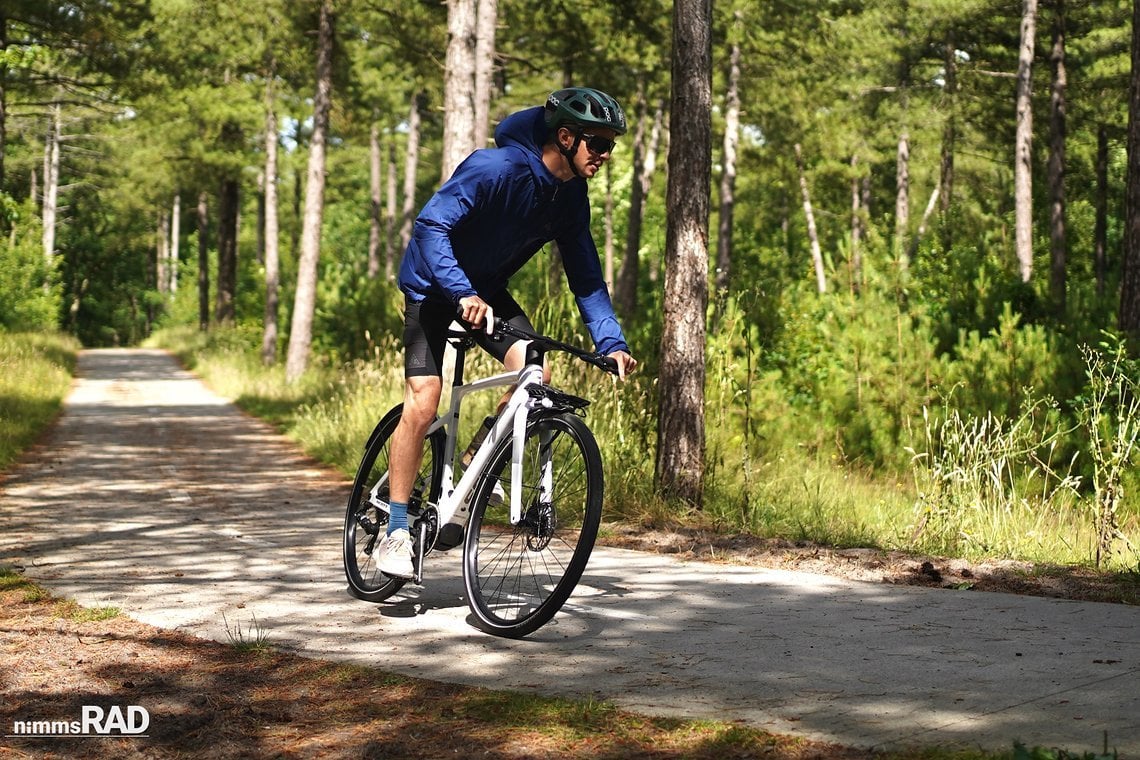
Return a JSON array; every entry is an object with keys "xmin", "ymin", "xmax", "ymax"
[{"xmin": 378, "ymin": 86, "xmax": 638, "ymax": 579}]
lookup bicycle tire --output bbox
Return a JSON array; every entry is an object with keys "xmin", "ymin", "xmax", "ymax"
[
  {"xmin": 463, "ymin": 412, "xmax": 603, "ymax": 637},
  {"xmin": 343, "ymin": 404, "xmax": 443, "ymax": 602}
]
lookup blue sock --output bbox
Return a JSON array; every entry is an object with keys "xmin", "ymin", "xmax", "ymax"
[{"xmin": 387, "ymin": 501, "xmax": 409, "ymax": 535}]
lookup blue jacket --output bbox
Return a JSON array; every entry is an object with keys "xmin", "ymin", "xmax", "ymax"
[{"xmin": 398, "ymin": 107, "xmax": 629, "ymax": 356}]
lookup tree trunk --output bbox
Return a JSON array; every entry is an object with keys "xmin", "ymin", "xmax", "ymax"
[
  {"xmin": 895, "ymin": 42, "xmax": 912, "ymax": 269},
  {"xmin": 1121, "ymin": 0, "xmax": 1140, "ymax": 334},
  {"xmin": 656, "ymin": 0, "xmax": 711, "ymax": 507},
  {"xmin": 157, "ymin": 210, "xmax": 169, "ymax": 297},
  {"xmin": 474, "ymin": 0, "xmax": 498, "ymax": 149},
  {"xmin": 714, "ymin": 14, "xmax": 742, "ymax": 307},
  {"xmin": 215, "ymin": 177, "xmax": 239, "ymax": 325},
  {"xmin": 398, "ymin": 93, "xmax": 422, "ymax": 253},
  {"xmin": 615, "ymin": 93, "xmax": 664, "ymax": 317},
  {"xmin": 1096, "ymin": 124, "xmax": 1108, "ymax": 298},
  {"xmin": 850, "ymin": 155, "xmax": 864, "ymax": 295},
  {"xmin": 285, "ymin": 0, "xmax": 335, "ymax": 383},
  {"xmin": 197, "ymin": 191, "xmax": 209, "ymax": 332},
  {"xmin": 1015, "ymin": 0, "xmax": 1039, "ymax": 283},
  {"xmin": 262, "ymin": 83, "xmax": 281, "ymax": 366},
  {"xmin": 895, "ymin": 128, "xmax": 910, "ymax": 269},
  {"xmin": 1048, "ymin": 0, "xmax": 1067, "ymax": 313},
  {"xmin": 0, "ymin": 13, "xmax": 7, "ymax": 194},
  {"xmin": 604, "ymin": 161, "xmax": 614, "ymax": 290},
  {"xmin": 368, "ymin": 119, "xmax": 382, "ymax": 279},
  {"xmin": 42, "ymin": 102, "xmax": 60, "ymax": 269},
  {"xmin": 910, "ymin": 181, "xmax": 941, "ymax": 260},
  {"xmin": 385, "ymin": 137, "xmax": 398, "ymax": 278},
  {"xmin": 441, "ymin": 0, "xmax": 477, "ymax": 182},
  {"xmin": 169, "ymin": 194, "xmax": 180, "ymax": 294},
  {"xmin": 794, "ymin": 143, "xmax": 827, "ymax": 294},
  {"xmin": 939, "ymin": 33, "xmax": 957, "ymax": 251}
]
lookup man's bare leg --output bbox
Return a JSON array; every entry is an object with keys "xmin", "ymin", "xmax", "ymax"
[{"xmin": 388, "ymin": 375, "xmax": 442, "ymax": 504}]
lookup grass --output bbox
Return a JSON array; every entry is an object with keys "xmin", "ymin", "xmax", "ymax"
[
  {"xmin": 222, "ymin": 611, "xmax": 272, "ymax": 654},
  {"xmin": 0, "ymin": 331, "xmax": 80, "ymax": 470},
  {"xmin": 147, "ymin": 324, "xmax": 1140, "ymax": 573}
]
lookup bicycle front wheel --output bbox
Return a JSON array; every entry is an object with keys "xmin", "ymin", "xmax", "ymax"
[
  {"xmin": 463, "ymin": 412, "xmax": 603, "ymax": 637},
  {"xmin": 344, "ymin": 404, "xmax": 442, "ymax": 602}
]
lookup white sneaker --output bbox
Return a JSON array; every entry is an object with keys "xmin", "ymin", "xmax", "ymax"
[
  {"xmin": 377, "ymin": 528, "xmax": 414, "ymax": 578},
  {"xmin": 488, "ymin": 480, "xmax": 506, "ymax": 506}
]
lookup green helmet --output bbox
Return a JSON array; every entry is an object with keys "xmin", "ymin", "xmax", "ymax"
[{"xmin": 544, "ymin": 87, "xmax": 628, "ymax": 136}]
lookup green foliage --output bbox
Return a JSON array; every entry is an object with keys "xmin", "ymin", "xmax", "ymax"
[
  {"xmin": 0, "ymin": 200, "xmax": 61, "ymax": 331},
  {"xmin": 943, "ymin": 303, "xmax": 1061, "ymax": 419},
  {"xmin": 1076, "ymin": 337, "xmax": 1140, "ymax": 567},
  {"xmin": 1012, "ymin": 738, "xmax": 1119, "ymax": 760},
  {"xmin": 0, "ymin": 332, "xmax": 80, "ymax": 470}
]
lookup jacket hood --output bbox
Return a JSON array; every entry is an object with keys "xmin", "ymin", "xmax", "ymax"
[{"xmin": 494, "ymin": 107, "xmax": 548, "ymax": 160}]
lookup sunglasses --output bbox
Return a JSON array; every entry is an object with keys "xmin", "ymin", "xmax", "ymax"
[{"xmin": 578, "ymin": 132, "xmax": 616, "ymax": 155}]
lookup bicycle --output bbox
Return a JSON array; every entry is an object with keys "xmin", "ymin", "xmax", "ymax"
[{"xmin": 343, "ymin": 317, "xmax": 618, "ymax": 638}]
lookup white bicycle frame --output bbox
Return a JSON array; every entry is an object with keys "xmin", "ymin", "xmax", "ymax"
[
  {"xmin": 367, "ymin": 345, "xmax": 557, "ymax": 532},
  {"xmin": 432, "ymin": 360, "xmax": 547, "ymax": 528}
]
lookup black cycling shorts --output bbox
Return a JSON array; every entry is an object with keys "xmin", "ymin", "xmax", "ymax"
[{"xmin": 403, "ymin": 292, "xmax": 535, "ymax": 378}]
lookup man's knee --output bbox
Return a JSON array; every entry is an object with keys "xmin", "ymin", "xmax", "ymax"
[{"xmin": 401, "ymin": 377, "xmax": 441, "ymax": 430}]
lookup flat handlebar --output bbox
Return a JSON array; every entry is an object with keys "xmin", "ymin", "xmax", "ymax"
[{"xmin": 450, "ymin": 316, "xmax": 620, "ymax": 376}]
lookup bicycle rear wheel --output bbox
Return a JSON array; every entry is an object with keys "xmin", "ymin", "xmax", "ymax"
[
  {"xmin": 463, "ymin": 412, "xmax": 603, "ymax": 637},
  {"xmin": 344, "ymin": 404, "xmax": 442, "ymax": 602}
]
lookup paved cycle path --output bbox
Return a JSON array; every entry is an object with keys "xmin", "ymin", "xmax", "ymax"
[{"xmin": 1, "ymin": 348, "xmax": 1137, "ymax": 754}]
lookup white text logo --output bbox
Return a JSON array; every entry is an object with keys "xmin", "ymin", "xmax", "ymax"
[{"xmin": 8, "ymin": 706, "xmax": 150, "ymax": 737}]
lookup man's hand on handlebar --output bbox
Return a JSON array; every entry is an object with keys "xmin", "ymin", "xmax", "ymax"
[
  {"xmin": 607, "ymin": 350, "xmax": 637, "ymax": 381},
  {"xmin": 458, "ymin": 295, "xmax": 495, "ymax": 336}
]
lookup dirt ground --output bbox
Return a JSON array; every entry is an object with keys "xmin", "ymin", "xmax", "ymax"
[
  {"xmin": 3, "ymin": 527, "xmax": 1136, "ymax": 760},
  {"xmin": 602, "ymin": 523, "xmax": 1140, "ymax": 606},
  {"xmin": 0, "ymin": 570, "xmax": 871, "ymax": 760}
]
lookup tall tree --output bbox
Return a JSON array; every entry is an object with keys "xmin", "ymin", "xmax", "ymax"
[
  {"xmin": 398, "ymin": 92, "xmax": 422, "ymax": 253},
  {"xmin": 1121, "ymin": 0, "xmax": 1140, "ymax": 334},
  {"xmin": 794, "ymin": 143, "xmax": 827, "ymax": 294},
  {"xmin": 938, "ymin": 30, "xmax": 958, "ymax": 251},
  {"xmin": 614, "ymin": 88, "xmax": 664, "ymax": 318},
  {"xmin": 713, "ymin": 10, "xmax": 742, "ymax": 307},
  {"xmin": 441, "ymin": 0, "xmax": 476, "ymax": 181},
  {"xmin": 1015, "ymin": 0, "xmax": 1039, "ymax": 283},
  {"xmin": 656, "ymin": 0, "xmax": 712, "ymax": 506},
  {"xmin": 1048, "ymin": 0, "xmax": 1068, "ymax": 312},
  {"xmin": 473, "ymin": 0, "xmax": 498, "ymax": 148},
  {"xmin": 285, "ymin": 0, "xmax": 335, "ymax": 382},
  {"xmin": 262, "ymin": 73, "xmax": 281, "ymax": 365},
  {"xmin": 197, "ymin": 191, "xmax": 209, "ymax": 332},
  {"xmin": 367, "ymin": 117, "xmax": 382, "ymax": 280}
]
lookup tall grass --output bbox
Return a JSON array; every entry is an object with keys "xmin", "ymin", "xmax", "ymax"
[
  {"xmin": 0, "ymin": 331, "xmax": 80, "ymax": 469},
  {"xmin": 152, "ymin": 322, "xmax": 1139, "ymax": 571}
]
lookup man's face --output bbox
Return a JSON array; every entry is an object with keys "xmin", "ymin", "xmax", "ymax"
[{"xmin": 562, "ymin": 127, "xmax": 618, "ymax": 179}]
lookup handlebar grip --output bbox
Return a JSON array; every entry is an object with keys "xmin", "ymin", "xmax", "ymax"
[{"xmin": 596, "ymin": 355, "xmax": 620, "ymax": 375}]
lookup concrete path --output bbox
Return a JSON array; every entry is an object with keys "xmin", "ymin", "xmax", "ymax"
[{"xmin": 1, "ymin": 348, "xmax": 1137, "ymax": 754}]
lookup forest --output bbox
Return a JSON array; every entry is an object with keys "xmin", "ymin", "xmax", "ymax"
[{"xmin": 2, "ymin": 0, "xmax": 1139, "ymax": 570}]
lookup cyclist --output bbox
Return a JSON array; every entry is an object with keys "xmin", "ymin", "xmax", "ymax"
[{"xmin": 378, "ymin": 86, "xmax": 638, "ymax": 579}]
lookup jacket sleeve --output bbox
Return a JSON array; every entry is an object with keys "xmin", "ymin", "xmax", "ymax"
[
  {"xmin": 408, "ymin": 153, "xmax": 502, "ymax": 303},
  {"xmin": 557, "ymin": 203, "xmax": 631, "ymax": 356}
]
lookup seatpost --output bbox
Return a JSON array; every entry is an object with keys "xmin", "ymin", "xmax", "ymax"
[
  {"xmin": 451, "ymin": 339, "xmax": 469, "ymax": 387},
  {"xmin": 524, "ymin": 341, "xmax": 545, "ymax": 368}
]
